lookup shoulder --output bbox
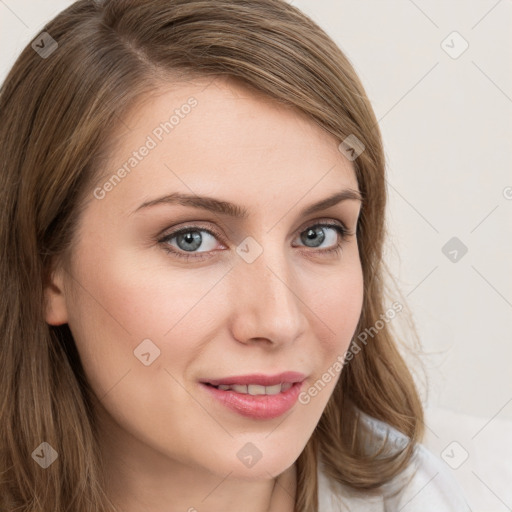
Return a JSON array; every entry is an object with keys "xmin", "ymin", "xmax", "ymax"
[
  {"xmin": 317, "ymin": 414, "xmax": 470, "ymax": 512},
  {"xmin": 380, "ymin": 443, "xmax": 471, "ymax": 511}
]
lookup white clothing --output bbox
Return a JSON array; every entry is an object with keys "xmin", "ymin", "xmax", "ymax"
[{"xmin": 317, "ymin": 413, "xmax": 470, "ymax": 511}]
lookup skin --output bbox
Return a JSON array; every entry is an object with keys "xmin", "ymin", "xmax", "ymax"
[{"xmin": 44, "ymin": 76, "xmax": 364, "ymax": 512}]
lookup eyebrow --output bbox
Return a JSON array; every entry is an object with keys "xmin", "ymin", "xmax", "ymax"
[{"xmin": 131, "ymin": 188, "xmax": 363, "ymax": 218}]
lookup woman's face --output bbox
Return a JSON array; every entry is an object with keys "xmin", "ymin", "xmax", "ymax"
[{"xmin": 45, "ymin": 77, "xmax": 363, "ymax": 489}]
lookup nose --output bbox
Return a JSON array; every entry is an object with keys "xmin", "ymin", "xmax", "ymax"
[{"xmin": 228, "ymin": 246, "xmax": 308, "ymax": 347}]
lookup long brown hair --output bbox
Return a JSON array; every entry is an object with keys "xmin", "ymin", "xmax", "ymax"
[{"xmin": 0, "ymin": 1, "xmax": 425, "ymax": 510}]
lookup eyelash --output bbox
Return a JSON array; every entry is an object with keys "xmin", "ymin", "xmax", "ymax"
[{"xmin": 157, "ymin": 221, "xmax": 354, "ymax": 262}]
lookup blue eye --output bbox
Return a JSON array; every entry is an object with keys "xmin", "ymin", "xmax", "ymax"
[
  {"xmin": 298, "ymin": 224, "xmax": 347, "ymax": 249},
  {"xmin": 293, "ymin": 222, "xmax": 351, "ymax": 259},
  {"xmin": 158, "ymin": 221, "xmax": 352, "ymax": 261},
  {"xmin": 158, "ymin": 227, "xmax": 222, "ymax": 261}
]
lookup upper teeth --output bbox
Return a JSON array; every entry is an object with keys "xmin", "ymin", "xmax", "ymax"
[{"xmin": 216, "ymin": 383, "xmax": 293, "ymax": 395}]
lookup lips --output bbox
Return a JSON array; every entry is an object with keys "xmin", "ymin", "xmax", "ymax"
[
  {"xmin": 209, "ymin": 382, "xmax": 293, "ymax": 395},
  {"xmin": 199, "ymin": 371, "xmax": 307, "ymax": 419},
  {"xmin": 200, "ymin": 371, "xmax": 306, "ymax": 387}
]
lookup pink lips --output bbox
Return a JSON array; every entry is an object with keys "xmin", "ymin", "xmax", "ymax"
[
  {"xmin": 199, "ymin": 371, "xmax": 306, "ymax": 420},
  {"xmin": 201, "ymin": 371, "xmax": 306, "ymax": 387}
]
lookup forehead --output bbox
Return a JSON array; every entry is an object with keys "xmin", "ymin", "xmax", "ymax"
[{"xmin": 92, "ymin": 77, "xmax": 358, "ymax": 215}]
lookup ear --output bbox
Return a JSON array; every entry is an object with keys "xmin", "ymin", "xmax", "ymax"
[{"xmin": 44, "ymin": 263, "xmax": 69, "ymax": 326}]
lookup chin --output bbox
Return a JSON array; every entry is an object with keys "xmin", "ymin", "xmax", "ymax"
[{"xmin": 208, "ymin": 439, "xmax": 302, "ymax": 481}]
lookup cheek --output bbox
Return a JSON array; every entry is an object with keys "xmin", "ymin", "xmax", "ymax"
[
  {"xmin": 308, "ymin": 259, "xmax": 364, "ymax": 352},
  {"xmin": 68, "ymin": 235, "xmax": 229, "ymax": 337},
  {"xmin": 64, "ymin": 248, "xmax": 223, "ymax": 455},
  {"xmin": 297, "ymin": 259, "xmax": 363, "ymax": 407},
  {"xmin": 65, "ymin": 243, "xmax": 232, "ymax": 391}
]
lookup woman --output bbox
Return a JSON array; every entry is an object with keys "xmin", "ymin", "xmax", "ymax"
[{"xmin": 0, "ymin": 0, "xmax": 468, "ymax": 510}]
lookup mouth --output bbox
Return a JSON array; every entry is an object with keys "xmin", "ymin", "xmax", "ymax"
[
  {"xmin": 199, "ymin": 371, "xmax": 306, "ymax": 420},
  {"xmin": 200, "ymin": 371, "xmax": 306, "ymax": 388},
  {"xmin": 202, "ymin": 382, "xmax": 294, "ymax": 395}
]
